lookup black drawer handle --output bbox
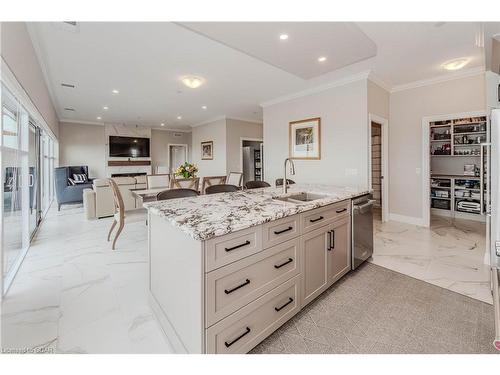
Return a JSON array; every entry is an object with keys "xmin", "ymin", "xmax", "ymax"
[
  {"xmin": 274, "ymin": 257, "xmax": 293, "ymax": 269},
  {"xmin": 327, "ymin": 230, "xmax": 331, "ymax": 251},
  {"xmin": 331, "ymin": 230, "xmax": 335, "ymax": 250},
  {"xmin": 224, "ymin": 279, "xmax": 250, "ymax": 294},
  {"xmin": 310, "ymin": 216, "xmax": 324, "ymax": 223},
  {"xmin": 224, "ymin": 327, "xmax": 251, "ymax": 348},
  {"xmin": 225, "ymin": 240, "xmax": 251, "ymax": 252},
  {"xmin": 336, "ymin": 208, "xmax": 347, "ymax": 214},
  {"xmin": 275, "ymin": 297, "xmax": 294, "ymax": 312},
  {"xmin": 274, "ymin": 226, "xmax": 293, "ymax": 235}
]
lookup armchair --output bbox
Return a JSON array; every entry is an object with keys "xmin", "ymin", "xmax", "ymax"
[{"xmin": 55, "ymin": 166, "xmax": 94, "ymax": 210}]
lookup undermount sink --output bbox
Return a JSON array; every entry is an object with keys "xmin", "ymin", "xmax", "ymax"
[{"xmin": 274, "ymin": 192, "xmax": 328, "ymax": 204}]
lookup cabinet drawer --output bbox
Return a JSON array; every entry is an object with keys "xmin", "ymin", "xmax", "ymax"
[
  {"xmin": 301, "ymin": 200, "xmax": 350, "ymax": 232},
  {"xmin": 206, "ymin": 238, "xmax": 300, "ymax": 327},
  {"xmin": 262, "ymin": 215, "xmax": 301, "ymax": 249},
  {"xmin": 205, "ymin": 226, "xmax": 263, "ymax": 272},
  {"xmin": 206, "ymin": 275, "xmax": 301, "ymax": 354}
]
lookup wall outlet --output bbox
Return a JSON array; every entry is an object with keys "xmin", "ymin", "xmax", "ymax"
[
  {"xmin": 345, "ymin": 168, "xmax": 358, "ymax": 176},
  {"xmin": 415, "ymin": 168, "xmax": 421, "ymax": 175}
]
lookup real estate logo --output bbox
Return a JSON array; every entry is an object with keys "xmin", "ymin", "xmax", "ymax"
[{"xmin": 494, "ymin": 340, "xmax": 500, "ymax": 351}]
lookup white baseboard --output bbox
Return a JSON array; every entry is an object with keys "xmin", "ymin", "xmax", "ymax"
[{"xmin": 388, "ymin": 213, "xmax": 426, "ymax": 227}]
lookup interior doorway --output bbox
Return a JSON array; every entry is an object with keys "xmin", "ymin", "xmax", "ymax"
[
  {"xmin": 167, "ymin": 144, "xmax": 188, "ymax": 174},
  {"xmin": 240, "ymin": 138, "xmax": 263, "ymax": 185},
  {"xmin": 368, "ymin": 114, "xmax": 388, "ymax": 222}
]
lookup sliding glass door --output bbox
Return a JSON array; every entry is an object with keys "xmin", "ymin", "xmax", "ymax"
[
  {"xmin": 28, "ymin": 122, "xmax": 41, "ymax": 238},
  {"xmin": 1, "ymin": 85, "xmax": 29, "ymax": 283}
]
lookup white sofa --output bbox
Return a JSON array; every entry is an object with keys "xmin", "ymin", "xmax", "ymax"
[{"xmin": 92, "ymin": 176, "xmax": 147, "ymax": 218}]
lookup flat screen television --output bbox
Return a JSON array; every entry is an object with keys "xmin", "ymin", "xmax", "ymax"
[{"xmin": 109, "ymin": 136, "xmax": 150, "ymax": 158}]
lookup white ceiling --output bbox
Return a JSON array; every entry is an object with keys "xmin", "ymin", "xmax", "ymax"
[
  {"xmin": 180, "ymin": 22, "xmax": 377, "ymax": 79},
  {"xmin": 28, "ymin": 22, "xmax": 493, "ymax": 130}
]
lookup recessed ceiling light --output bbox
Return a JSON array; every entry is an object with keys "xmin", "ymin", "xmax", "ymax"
[
  {"xmin": 441, "ymin": 58, "xmax": 469, "ymax": 71},
  {"xmin": 112, "ymin": 89, "xmax": 119, "ymax": 94},
  {"xmin": 103, "ymin": 106, "xmax": 109, "ymax": 110},
  {"xmin": 160, "ymin": 123, "xmax": 165, "ymax": 126},
  {"xmin": 97, "ymin": 116, "xmax": 102, "ymax": 120},
  {"xmin": 279, "ymin": 34, "xmax": 289, "ymax": 40},
  {"xmin": 181, "ymin": 76, "xmax": 204, "ymax": 89},
  {"xmin": 177, "ymin": 116, "xmax": 182, "ymax": 120},
  {"xmin": 201, "ymin": 105, "xmax": 207, "ymax": 110},
  {"xmin": 318, "ymin": 56, "xmax": 327, "ymax": 62}
]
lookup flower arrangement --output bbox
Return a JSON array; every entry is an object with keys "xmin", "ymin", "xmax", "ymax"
[{"xmin": 175, "ymin": 162, "xmax": 198, "ymax": 178}]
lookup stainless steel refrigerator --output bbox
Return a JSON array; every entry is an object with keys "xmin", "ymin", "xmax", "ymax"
[{"xmin": 242, "ymin": 146, "xmax": 254, "ymax": 185}]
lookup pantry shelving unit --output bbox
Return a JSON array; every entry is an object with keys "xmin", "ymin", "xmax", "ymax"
[{"xmin": 429, "ymin": 115, "xmax": 488, "ymax": 221}]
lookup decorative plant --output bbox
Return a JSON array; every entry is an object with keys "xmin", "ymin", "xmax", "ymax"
[{"xmin": 175, "ymin": 162, "xmax": 198, "ymax": 178}]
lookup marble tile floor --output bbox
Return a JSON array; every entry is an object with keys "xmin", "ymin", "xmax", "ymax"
[
  {"xmin": 251, "ymin": 263, "xmax": 498, "ymax": 354},
  {"xmin": 1, "ymin": 203, "xmax": 173, "ymax": 354},
  {"xmin": 372, "ymin": 215, "xmax": 492, "ymax": 304},
  {"xmin": 0, "ymin": 204, "xmax": 495, "ymax": 353}
]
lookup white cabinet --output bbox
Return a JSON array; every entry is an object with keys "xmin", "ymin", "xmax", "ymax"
[{"xmin": 302, "ymin": 216, "xmax": 351, "ymax": 306}]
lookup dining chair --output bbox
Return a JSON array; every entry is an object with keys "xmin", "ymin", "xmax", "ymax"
[
  {"xmin": 107, "ymin": 178, "xmax": 126, "ymax": 250},
  {"xmin": 205, "ymin": 184, "xmax": 239, "ymax": 195},
  {"xmin": 155, "ymin": 166, "xmax": 169, "ymax": 174},
  {"xmin": 244, "ymin": 180, "xmax": 271, "ymax": 189},
  {"xmin": 226, "ymin": 172, "xmax": 243, "ymax": 187},
  {"xmin": 147, "ymin": 174, "xmax": 170, "ymax": 189},
  {"xmin": 201, "ymin": 175, "xmax": 227, "ymax": 194},
  {"xmin": 275, "ymin": 178, "xmax": 296, "ymax": 187},
  {"xmin": 170, "ymin": 177, "xmax": 200, "ymax": 191},
  {"xmin": 157, "ymin": 188, "xmax": 199, "ymax": 200}
]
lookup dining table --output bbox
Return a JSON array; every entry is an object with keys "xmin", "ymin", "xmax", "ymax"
[{"xmin": 130, "ymin": 187, "xmax": 170, "ymax": 203}]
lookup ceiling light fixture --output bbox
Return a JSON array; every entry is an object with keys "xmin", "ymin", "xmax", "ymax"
[
  {"xmin": 318, "ymin": 56, "xmax": 327, "ymax": 62},
  {"xmin": 103, "ymin": 106, "xmax": 109, "ymax": 110},
  {"xmin": 181, "ymin": 76, "xmax": 204, "ymax": 89},
  {"xmin": 161, "ymin": 123, "xmax": 165, "ymax": 126},
  {"xmin": 279, "ymin": 34, "xmax": 289, "ymax": 40},
  {"xmin": 441, "ymin": 58, "xmax": 469, "ymax": 71},
  {"xmin": 97, "ymin": 116, "xmax": 102, "ymax": 120},
  {"xmin": 112, "ymin": 89, "xmax": 119, "ymax": 94},
  {"xmin": 202, "ymin": 105, "xmax": 207, "ymax": 110},
  {"xmin": 177, "ymin": 116, "xmax": 182, "ymax": 120}
]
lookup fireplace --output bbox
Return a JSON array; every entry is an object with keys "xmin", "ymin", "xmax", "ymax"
[{"xmin": 111, "ymin": 172, "xmax": 147, "ymax": 178}]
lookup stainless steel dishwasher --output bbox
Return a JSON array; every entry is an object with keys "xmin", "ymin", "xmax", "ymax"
[{"xmin": 352, "ymin": 194, "xmax": 374, "ymax": 270}]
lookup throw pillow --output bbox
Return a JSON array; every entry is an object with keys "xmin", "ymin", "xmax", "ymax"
[
  {"xmin": 68, "ymin": 178, "xmax": 76, "ymax": 186},
  {"xmin": 73, "ymin": 173, "xmax": 87, "ymax": 184}
]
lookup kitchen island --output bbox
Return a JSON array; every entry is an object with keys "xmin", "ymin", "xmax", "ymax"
[{"xmin": 145, "ymin": 184, "xmax": 369, "ymax": 354}]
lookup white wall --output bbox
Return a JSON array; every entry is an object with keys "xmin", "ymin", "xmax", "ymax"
[
  {"xmin": 151, "ymin": 129, "xmax": 192, "ymax": 172},
  {"xmin": 389, "ymin": 73, "xmax": 486, "ymax": 221},
  {"xmin": 191, "ymin": 118, "xmax": 227, "ymax": 177},
  {"xmin": 1, "ymin": 22, "xmax": 59, "ymax": 138},
  {"xmin": 226, "ymin": 119, "xmax": 263, "ymax": 173},
  {"xmin": 368, "ymin": 80, "xmax": 390, "ymax": 120},
  {"xmin": 59, "ymin": 122, "xmax": 106, "ymax": 179},
  {"xmin": 263, "ymin": 79, "xmax": 369, "ymax": 188}
]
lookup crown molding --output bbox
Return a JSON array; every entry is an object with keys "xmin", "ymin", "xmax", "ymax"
[
  {"xmin": 153, "ymin": 127, "xmax": 192, "ymax": 133},
  {"xmin": 226, "ymin": 116, "xmax": 263, "ymax": 124},
  {"xmin": 59, "ymin": 118, "xmax": 105, "ymax": 126},
  {"xmin": 390, "ymin": 66, "xmax": 485, "ymax": 93},
  {"xmin": 26, "ymin": 23, "xmax": 61, "ymax": 121},
  {"xmin": 260, "ymin": 70, "xmax": 371, "ymax": 108},
  {"xmin": 367, "ymin": 72, "xmax": 392, "ymax": 92},
  {"xmin": 191, "ymin": 115, "xmax": 227, "ymax": 128}
]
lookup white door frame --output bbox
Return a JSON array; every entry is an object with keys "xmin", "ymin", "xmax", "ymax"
[
  {"xmin": 368, "ymin": 114, "xmax": 389, "ymax": 223},
  {"xmin": 167, "ymin": 143, "xmax": 188, "ymax": 174},
  {"xmin": 421, "ymin": 110, "xmax": 487, "ymax": 228},
  {"xmin": 239, "ymin": 137, "xmax": 263, "ymax": 177}
]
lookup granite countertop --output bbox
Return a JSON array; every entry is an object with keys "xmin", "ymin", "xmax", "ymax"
[{"xmin": 144, "ymin": 184, "xmax": 370, "ymax": 241}]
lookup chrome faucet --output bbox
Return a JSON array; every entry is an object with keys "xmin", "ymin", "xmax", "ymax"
[{"xmin": 283, "ymin": 158, "xmax": 296, "ymax": 194}]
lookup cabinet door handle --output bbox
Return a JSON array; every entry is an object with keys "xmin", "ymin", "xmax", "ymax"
[
  {"xmin": 274, "ymin": 257, "xmax": 293, "ymax": 269},
  {"xmin": 309, "ymin": 215, "xmax": 324, "ymax": 223},
  {"xmin": 274, "ymin": 297, "xmax": 294, "ymax": 312},
  {"xmin": 327, "ymin": 231, "xmax": 331, "ymax": 251},
  {"xmin": 331, "ymin": 230, "xmax": 335, "ymax": 250},
  {"xmin": 336, "ymin": 208, "xmax": 347, "ymax": 214},
  {"xmin": 224, "ymin": 327, "xmax": 251, "ymax": 348},
  {"xmin": 224, "ymin": 279, "xmax": 251, "ymax": 294},
  {"xmin": 274, "ymin": 226, "xmax": 293, "ymax": 235},
  {"xmin": 225, "ymin": 240, "xmax": 250, "ymax": 252}
]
